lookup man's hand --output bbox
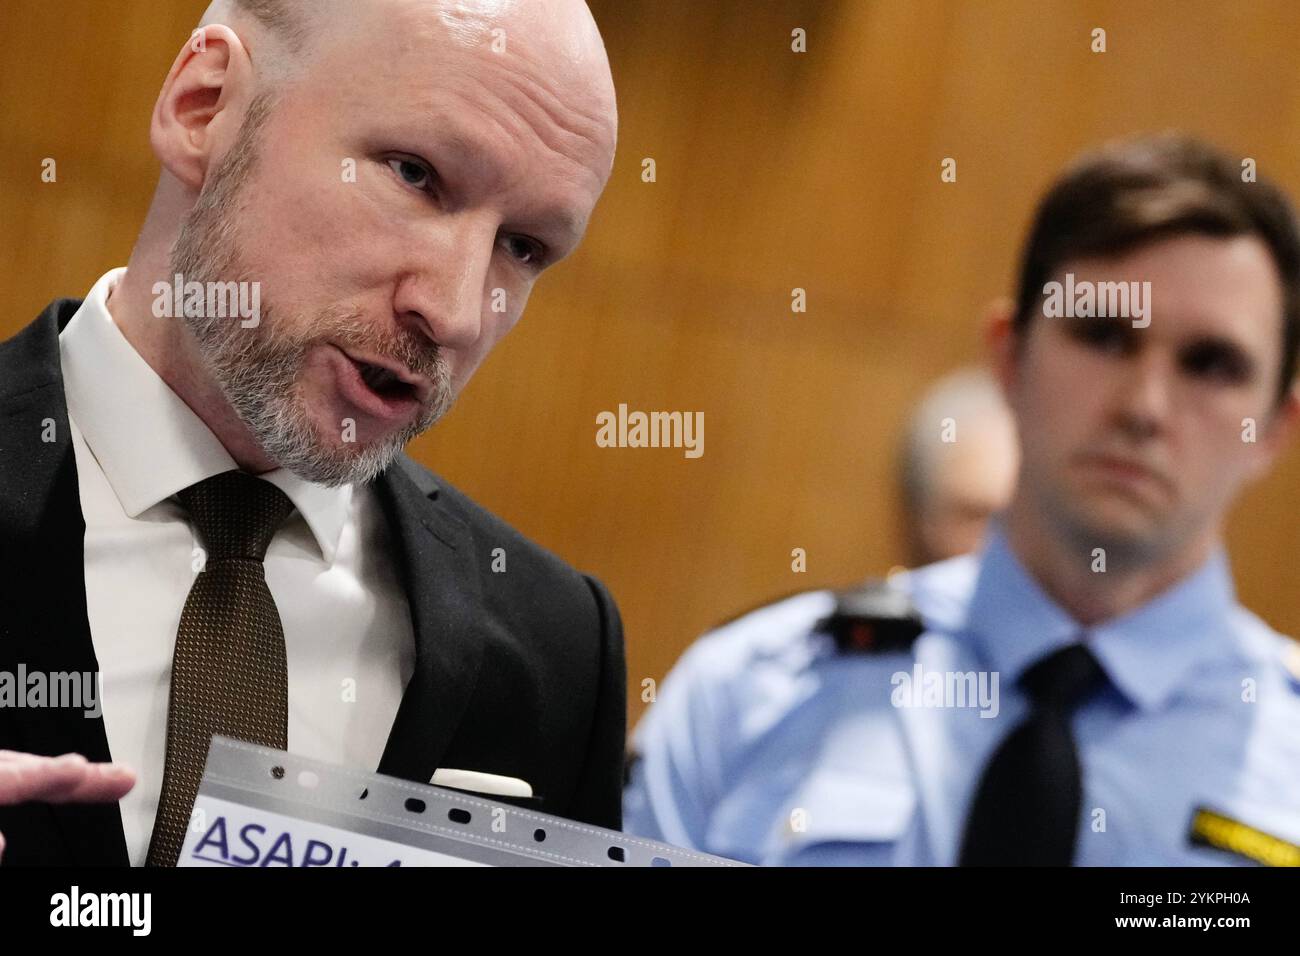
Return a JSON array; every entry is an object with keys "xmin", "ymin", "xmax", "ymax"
[{"xmin": 0, "ymin": 751, "xmax": 135, "ymax": 862}]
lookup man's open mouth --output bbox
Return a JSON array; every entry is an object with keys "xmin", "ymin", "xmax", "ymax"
[
  {"xmin": 331, "ymin": 346, "xmax": 426, "ymax": 422},
  {"xmin": 355, "ymin": 359, "xmax": 417, "ymax": 400}
]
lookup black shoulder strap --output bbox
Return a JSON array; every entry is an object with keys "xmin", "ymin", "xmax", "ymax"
[{"xmin": 814, "ymin": 578, "xmax": 924, "ymax": 654}]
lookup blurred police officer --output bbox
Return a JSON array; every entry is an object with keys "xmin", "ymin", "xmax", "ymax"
[{"xmin": 624, "ymin": 133, "xmax": 1300, "ymax": 866}]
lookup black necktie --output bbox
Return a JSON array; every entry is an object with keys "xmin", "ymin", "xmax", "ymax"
[
  {"xmin": 958, "ymin": 642, "xmax": 1107, "ymax": 866},
  {"xmin": 146, "ymin": 470, "xmax": 295, "ymax": 867}
]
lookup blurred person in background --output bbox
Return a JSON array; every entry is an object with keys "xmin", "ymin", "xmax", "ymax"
[
  {"xmin": 899, "ymin": 366, "xmax": 1019, "ymax": 565},
  {"xmin": 623, "ymin": 364, "xmax": 1017, "ymax": 854},
  {"xmin": 625, "ymin": 133, "xmax": 1300, "ymax": 867}
]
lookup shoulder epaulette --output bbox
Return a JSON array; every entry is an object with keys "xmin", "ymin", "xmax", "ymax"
[{"xmin": 814, "ymin": 578, "xmax": 924, "ymax": 654}]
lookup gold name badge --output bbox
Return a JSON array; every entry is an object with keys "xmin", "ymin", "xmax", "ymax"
[{"xmin": 1189, "ymin": 806, "xmax": 1300, "ymax": 867}]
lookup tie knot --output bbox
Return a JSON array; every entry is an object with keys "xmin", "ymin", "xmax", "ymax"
[
  {"xmin": 177, "ymin": 470, "xmax": 295, "ymax": 563},
  {"xmin": 1020, "ymin": 642, "xmax": 1107, "ymax": 713}
]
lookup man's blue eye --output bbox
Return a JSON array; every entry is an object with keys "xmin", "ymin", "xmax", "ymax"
[{"xmin": 387, "ymin": 158, "xmax": 433, "ymax": 192}]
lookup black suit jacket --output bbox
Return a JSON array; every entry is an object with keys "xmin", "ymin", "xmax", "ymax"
[{"xmin": 0, "ymin": 298, "xmax": 626, "ymax": 865}]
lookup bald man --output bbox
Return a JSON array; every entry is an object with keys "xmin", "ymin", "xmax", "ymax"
[
  {"xmin": 0, "ymin": 0, "xmax": 623, "ymax": 865},
  {"xmin": 898, "ymin": 366, "xmax": 1019, "ymax": 566}
]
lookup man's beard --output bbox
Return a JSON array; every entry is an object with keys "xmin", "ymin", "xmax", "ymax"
[{"xmin": 168, "ymin": 91, "xmax": 454, "ymax": 487}]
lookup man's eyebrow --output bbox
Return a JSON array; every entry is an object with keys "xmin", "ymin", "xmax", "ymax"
[
  {"xmin": 536, "ymin": 210, "xmax": 587, "ymax": 254},
  {"xmin": 1182, "ymin": 333, "xmax": 1254, "ymax": 357},
  {"xmin": 435, "ymin": 126, "xmax": 491, "ymax": 169},
  {"xmin": 431, "ymin": 124, "xmax": 587, "ymax": 247}
]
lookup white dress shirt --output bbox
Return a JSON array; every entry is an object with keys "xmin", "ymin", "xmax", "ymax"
[{"xmin": 58, "ymin": 267, "xmax": 416, "ymax": 866}]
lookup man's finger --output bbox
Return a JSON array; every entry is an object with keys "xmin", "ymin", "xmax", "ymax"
[
  {"xmin": 0, "ymin": 752, "xmax": 135, "ymax": 805},
  {"xmin": 57, "ymin": 761, "xmax": 138, "ymax": 802}
]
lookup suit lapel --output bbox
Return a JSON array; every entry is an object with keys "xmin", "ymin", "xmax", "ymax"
[
  {"xmin": 1, "ymin": 301, "xmax": 485, "ymax": 860},
  {"xmin": 371, "ymin": 455, "xmax": 485, "ymax": 785},
  {"xmin": 0, "ymin": 299, "xmax": 129, "ymax": 865}
]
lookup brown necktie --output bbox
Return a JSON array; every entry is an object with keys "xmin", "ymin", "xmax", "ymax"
[{"xmin": 145, "ymin": 470, "xmax": 296, "ymax": 867}]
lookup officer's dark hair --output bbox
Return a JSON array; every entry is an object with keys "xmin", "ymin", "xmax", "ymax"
[{"xmin": 1011, "ymin": 132, "xmax": 1300, "ymax": 406}]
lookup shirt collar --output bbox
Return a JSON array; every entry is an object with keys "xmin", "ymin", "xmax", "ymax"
[
  {"xmin": 964, "ymin": 520, "xmax": 1241, "ymax": 711},
  {"xmin": 58, "ymin": 267, "xmax": 351, "ymax": 564}
]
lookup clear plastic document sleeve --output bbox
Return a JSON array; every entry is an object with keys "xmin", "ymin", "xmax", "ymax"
[{"xmin": 177, "ymin": 736, "xmax": 746, "ymax": 867}]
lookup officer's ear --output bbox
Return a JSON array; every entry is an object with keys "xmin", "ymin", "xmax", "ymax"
[
  {"xmin": 1247, "ymin": 378, "xmax": 1300, "ymax": 483},
  {"xmin": 984, "ymin": 297, "xmax": 1019, "ymax": 402}
]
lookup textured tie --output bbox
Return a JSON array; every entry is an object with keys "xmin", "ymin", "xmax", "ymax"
[
  {"xmin": 145, "ymin": 470, "xmax": 296, "ymax": 867},
  {"xmin": 957, "ymin": 642, "xmax": 1107, "ymax": 866}
]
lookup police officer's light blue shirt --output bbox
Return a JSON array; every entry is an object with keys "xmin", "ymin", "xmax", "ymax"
[{"xmin": 623, "ymin": 527, "xmax": 1300, "ymax": 865}]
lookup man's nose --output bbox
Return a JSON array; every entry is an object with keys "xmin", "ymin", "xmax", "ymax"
[
  {"xmin": 1113, "ymin": 347, "xmax": 1174, "ymax": 439},
  {"xmin": 392, "ymin": 214, "xmax": 497, "ymax": 350}
]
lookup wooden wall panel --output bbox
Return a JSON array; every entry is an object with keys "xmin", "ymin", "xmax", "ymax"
[{"xmin": 3, "ymin": 2, "xmax": 1298, "ymax": 740}]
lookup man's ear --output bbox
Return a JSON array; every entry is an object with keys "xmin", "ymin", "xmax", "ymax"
[
  {"xmin": 1249, "ymin": 380, "xmax": 1300, "ymax": 481},
  {"xmin": 150, "ymin": 25, "xmax": 253, "ymax": 191},
  {"xmin": 984, "ymin": 296, "xmax": 1019, "ymax": 403}
]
